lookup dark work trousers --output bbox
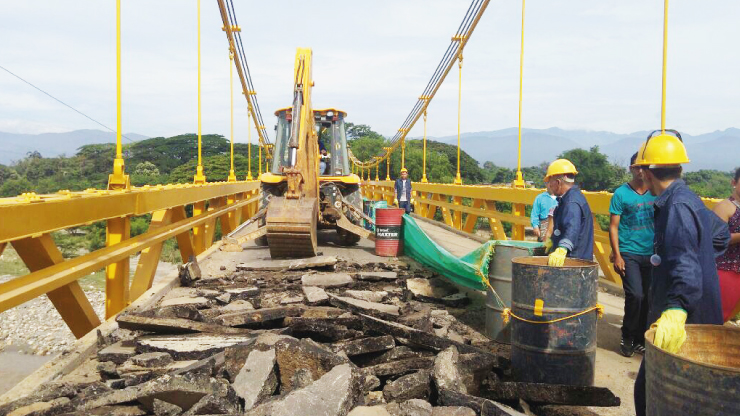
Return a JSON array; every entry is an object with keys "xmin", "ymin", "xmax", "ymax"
[
  {"xmin": 398, "ymin": 201, "xmax": 412, "ymax": 214},
  {"xmin": 635, "ymin": 359, "xmax": 646, "ymax": 416},
  {"xmin": 621, "ymin": 253, "xmax": 652, "ymax": 344}
]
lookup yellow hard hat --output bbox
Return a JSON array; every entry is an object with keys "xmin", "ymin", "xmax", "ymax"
[
  {"xmin": 544, "ymin": 159, "xmax": 578, "ymax": 181},
  {"xmin": 400, "ymin": 168, "xmax": 408, "ymax": 173},
  {"xmin": 633, "ymin": 130, "xmax": 689, "ymax": 167}
]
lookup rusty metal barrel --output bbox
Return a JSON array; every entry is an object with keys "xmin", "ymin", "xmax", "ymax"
[
  {"xmin": 646, "ymin": 324, "xmax": 740, "ymax": 416},
  {"xmin": 485, "ymin": 241, "xmax": 545, "ymax": 344},
  {"xmin": 374, "ymin": 208, "xmax": 405, "ymax": 257},
  {"xmin": 510, "ymin": 256, "xmax": 599, "ymax": 386}
]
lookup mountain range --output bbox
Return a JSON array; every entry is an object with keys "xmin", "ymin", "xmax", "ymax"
[
  {"xmin": 1, "ymin": 128, "xmax": 737, "ymax": 172},
  {"xmin": 0, "ymin": 130, "xmax": 149, "ymax": 164},
  {"xmin": 429, "ymin": 127, "xmax": 740, "ymax": 172}
]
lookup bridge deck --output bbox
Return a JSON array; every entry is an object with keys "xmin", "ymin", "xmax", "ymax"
[{"xmin": 0, "ymin": 221, "xmax": 637, "ymax": 416}]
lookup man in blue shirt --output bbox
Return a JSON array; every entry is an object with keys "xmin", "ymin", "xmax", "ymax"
[
  {"xmin": 545, "ymin": 159, "xmax": 594, "ymax": 266},
  {"xmin": 531, "ymin": 184, "xmax": 558, "ymax": 242},
  {"xmin": 394, "ymin": 168, "xmax": 413, "ymax": 214},
  {"xmin": 609, "ymin": 152, "xmax": 656, "ymax": 357},
  {"xmin": 631, "ymin": 132, "xmax": 729, "ymax": 416}
]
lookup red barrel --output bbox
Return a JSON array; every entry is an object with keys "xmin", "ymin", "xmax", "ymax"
[{"xmin": 375, "ymin": 208, "xmax": 405, "ymax": 256}]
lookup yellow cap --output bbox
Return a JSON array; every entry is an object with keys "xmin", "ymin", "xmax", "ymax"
[
  {"xmin": 634, "ymin": 131, "xmax": 690, "ymax": 167},
  {"xmin": 400, "ymin": 168, "xmax": 408, "ymax": 173},
  {"xmin": 544, "ymin": 159, "xmax": 578, "ymax": 181}
]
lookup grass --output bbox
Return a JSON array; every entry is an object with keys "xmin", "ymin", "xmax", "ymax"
[{"xmin": 0, "ymin": 246, "xmax": 29, "ymax": 276}]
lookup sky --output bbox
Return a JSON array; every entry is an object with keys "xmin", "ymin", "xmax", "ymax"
[{"xmin": 0, "ymin": 1, "xmax": 739, "ymax": 144}]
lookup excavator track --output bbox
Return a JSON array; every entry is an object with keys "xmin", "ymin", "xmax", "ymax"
[{"xmin": 265, "ymin": 196, "xmax": 318, "ymax": 258}]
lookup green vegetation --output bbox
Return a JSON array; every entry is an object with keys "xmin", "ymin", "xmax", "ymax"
[{"xmin": 0, "ymin": 127, "xmax": 734, "ymax": 276}]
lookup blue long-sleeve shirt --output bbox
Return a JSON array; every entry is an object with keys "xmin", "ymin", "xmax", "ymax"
[
  {"xmin": 531, "ymin": 192, "xmax": 558, "ymax": 228},
  {"xmin": 551, "ymin": 186, "xmax": 594, "ymax": 261},
  {"xmin": 648, "ymin": 179, "xmax": 727, "ymax": 326}
]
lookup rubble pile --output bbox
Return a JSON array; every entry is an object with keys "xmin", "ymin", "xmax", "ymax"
[{"xmin": 0, "ymin": 257, "xmax": 619, "ymax": 416}]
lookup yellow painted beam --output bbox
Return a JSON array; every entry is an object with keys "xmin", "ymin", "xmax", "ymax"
[
  {"xmin": 106, "ymin": 216, "xmax": 131, "ymax": 318},
  {"xmin": 0, "ymin": 181, "xmax": 260, "ymax": 244},
  {"xmin": 171, "ymin": 205, "xmax": 195, "ymax": 262},
  {"xmin": 128, "ymin": 209, "xmax": 172, "ymax": 302},
  {"xmin": 0, "ymin": 198, "xmax": 252, "ymax": 314},
  {"xmin": 192, "ymin": 200, "xmax": 207, "ymax": 254},
  {"xmin": 11, "ymin": 234, "xmax": 100, "ymax": 338}
]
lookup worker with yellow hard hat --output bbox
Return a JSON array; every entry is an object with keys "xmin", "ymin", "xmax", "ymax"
[
  {"xmin": 544, "ymin": 159, "xmax": 594, "ymax": 267},
  {"xmin": 632, "ymin": 130, "xmax": 729, "ymax": 416},
  {"xmin": 394, "ymin": 167, "xmax": 413, "ymax": 214}
]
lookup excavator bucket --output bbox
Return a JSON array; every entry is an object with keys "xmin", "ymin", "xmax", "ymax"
[{"xmin": 265, "ymin": 196, "xmax": 318, "ymax": 258}]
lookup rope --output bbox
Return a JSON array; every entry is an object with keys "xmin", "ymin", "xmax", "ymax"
[
  {"xmin": 197, "ymin": 0, "xmax": 202, "ymax": 168},
  {"xmin": 502, "ymin": 304, "xmax": 604, "ymax": 325},
  {"xmin": 661, "ymin": 0, "xmax": 669, "ymax": 133},
  {"xmin": 229, "ymin": 50, "xmax": 235, "ymax": 178},
  {"xmin": 515, "ymin": 0, "xmax": 525, "ymax": 180},
  {"xmin": 422, "ymin": 110, "xmax": 428, "ymax": 182}
]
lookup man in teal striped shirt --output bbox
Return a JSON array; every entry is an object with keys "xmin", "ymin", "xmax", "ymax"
[{"xmin": 531, "ymin": 184, "xmax": 558, "ymax": 242}]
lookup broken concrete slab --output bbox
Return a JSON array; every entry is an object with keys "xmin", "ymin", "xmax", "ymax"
[
  {"xmin": 7, "ymin": 397, "xmax": 72, "ymax": 416},
  {"xmin": 79, "ymin": 373, "xmax": 235, "ymax": 413},
  {"xmin": 129, "ymin": 352, "xmax": 174, "ymax": 368},
  {"xmin": 354, "ymin": 346, "xmax": 431, "ymax": 367},
  {"xmin": 117, "ymin": 314, "xmax": 250, "ymax": 335},
  {"xmin": 355, "ymin": 271, "xmax": 398, "ymax": 281},
  {"xmin": 170, "ymin": 352, "xmax": 224, "ymax": 377},
  {"xmin": 232, "ymin": 349, "xmax": 278, "ymax": 411},
  {"xmin": 60, "ymin": 404, "xmax": 148, "ymax": 415},
  {"xmin": 216, "ymin": 306, "xmax": 301, "ymax": 327},
  {"xmin": 382, "ymin": 370, "xmax": 431, "ymax": 402},
  {"xmin": 397, "ymin": 399, "xmax": 433, "ymax": 416},
  {"xmin": 224, "ymin": 286, "xmax": 260, "ymax": 299},
  {"xmin": 332, "ymin": 336, "xmax": 395, "ymax": 357},
  {"xmin": 98, "ymin": 341, "xmax": 138, "ymax": 365},
  {"xmin": 527, "ymin": 405, "xmax": 602, "ymax": 416},
  {"xmin": 364, "ymin": 392, "xmax": 386, "ymax": 407},
  {"xmin": 237, "ymin": 255, "xmax": 338, "ymax": 271},
  {"xmin": 364, "ymin": 357, "xmax": 435, "ymax": 377},
  {"xmin": 345, "ymin": 290, "xmax": 388, "ymax": 303},
  {"xmin": 148, "ymin": 304, "xmax": 203, "ymax": 321},
  {"xmin": 300, "ymin": 306, "xmax": 347, "ymax": 319},
  {"xmin": 358, "ymin": 315, "xmax": 505, "ymax": 365},
  {"xmin": 159, "ymin": 296, "xmax": 210, "ymax": 309},
  {"xmin": 280, "ymin": 294, "xmax": 305, "ymax": 305},
  {"xmin": 136, "ymin": 334, "xmax": 254, "ymax": 360},
  {"xmin": 303, "ymin": 286, "xmax": 330, "ymax": 305},
  {"xmin": 179, "ymin": 259, "xmax": 202, "ymax": 287},
  {"xmin": 329, "ymin": 295, "xmax": 400, "ymax": 320},
  {"xmin": 437, "ymin": 389, "xmax": 527, "ymax": 416},
  {"xmin": 97, "ymin": 361, "xmax": 119, "ymax": 379},
  {"xmin": 285, "ymin": 318, "xmax": 362, "ymax": 342},
  {"xmin": 219, "ymin": 299, "xmax": 254, "ymax": 313},
  {"xmin": 245, "ymin": 364, "xmax": 361, "ymax": 416},
  {"xmin": 479, "ymin": 382, "xmax": 620, "ymax": 407},
  {"xmin": 349, "ymin": 406, "xmax": 392, "ymax": 416},
  {"xmin": 431, "ymin": 407, "xmax": 476, "ymax": 416},
  {"xmin": 215, "ymin": 293, "xmax": 231, "ymax": 304},
  {"xmin": 302, "ymin": 272, "xmax": 354, "ymax": 287},
  {"xmin": 180, "ymin": 394, "xmax": 239, "ymax": 416},
  {"xmin": 274, "ymin": 338, "xmax": 348, "ymax": 392},
  {"xmin": 405, "ymin": 279, "xmax": 467, "ymax": 307},
  {"xmin": 433, "ymin": 346, "xmax": 466, "ymax": 395},
  {"xmin": 152, "ymin": 398, "xmax": 182, "ymax": 416}
]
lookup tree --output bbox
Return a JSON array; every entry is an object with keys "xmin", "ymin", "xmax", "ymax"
[
  {"xmin": 134, "ymin": 161, "xmax": 160, "ymax": 176},
  {"xmin": 345, "ymin": 122, "xmax": 385, "ymax": 141},
  {"xmin": 684, "ymin": 170, "xmax": 734, "ymax": 198},
  {"xmin": 558, "ymin": 146, "xmax": 628, "ymax": 192}
]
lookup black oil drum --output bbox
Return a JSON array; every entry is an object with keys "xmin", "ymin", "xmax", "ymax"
[{"xmin": 510, "ymin": 256, "xmax": 599, "ymax": 386}]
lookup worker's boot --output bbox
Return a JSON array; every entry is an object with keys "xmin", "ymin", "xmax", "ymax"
[{"xmin": 620, "ymin": 337, "xmax": 635, "ymax": 357}]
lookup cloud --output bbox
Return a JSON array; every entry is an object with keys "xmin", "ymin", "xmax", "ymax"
[{"xmin": 0, "ymin": 0, "xmax": 738, "ymax": 141}]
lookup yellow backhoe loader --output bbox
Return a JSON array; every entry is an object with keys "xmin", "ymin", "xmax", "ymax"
[{"xmin": 254, "ymin": 48, "xmax": 369, "ymax": 258}]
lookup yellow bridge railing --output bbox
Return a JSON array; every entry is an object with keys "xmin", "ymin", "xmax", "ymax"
[
  {"xmin": 0, "ymin": 181, "xmax": 260, "ymax": 338},
  {"xmin": 361, "ymin": 180, "xmax": 721, "ymax": 287}
]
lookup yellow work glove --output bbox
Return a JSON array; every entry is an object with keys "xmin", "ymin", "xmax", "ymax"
[
  {"xmin": 544, "ymin": 238, "xmax": 553, "ymax": 252},
  {"xmin": 393, "ymin": 198, "xmax": 399, "ymax": 206},
  {"xmin": 410, "ymin": 198, "xmax": 415, "ymax": 204},
  {"xmin": 652, "ymin": 308, "xmax": 687, "ymax": 354},
  {"xmin": 548, "ymin": 247, "xmax": 568, "ymax": 267}
]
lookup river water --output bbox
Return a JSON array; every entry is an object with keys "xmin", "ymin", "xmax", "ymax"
[{"xmin": 0, "ymin": 345, "xmax": 56, "ymax": 395}]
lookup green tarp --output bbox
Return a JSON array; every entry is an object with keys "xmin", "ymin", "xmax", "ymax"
[
  {"xmin": 402, "ymin": 215, "xmax": 494, "ymax": 291},
  {"xmin": 402, "ymin": 215, "xmax": 545, "ymax": 291}
]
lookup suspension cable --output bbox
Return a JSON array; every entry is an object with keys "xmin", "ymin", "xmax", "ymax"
[
  {"xmin": 422, "ymin": 109, "xmax": 428, "ymax": 182},
  {"xmin": 515, "ymin": 0, "xmax": 526, "ymax": 182},
  {"xmin": 454, "ymin": 52, "xmax": 463, "ymax": 185},
  {"xmin": 661, "ymin": 0, "xmax": 669, "ymax": 133},
  {"xmin": 217, "ymin": 0, "xmax": 271, "ymax": 147},
  {"xmin": 348, "ymin": 0, "xmax": 490, "ymax": 169}
]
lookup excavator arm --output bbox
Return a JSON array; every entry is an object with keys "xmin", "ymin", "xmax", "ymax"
[{"xmin": 264, "ymin": 48, "xmax": 321, "ymax": 258}]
